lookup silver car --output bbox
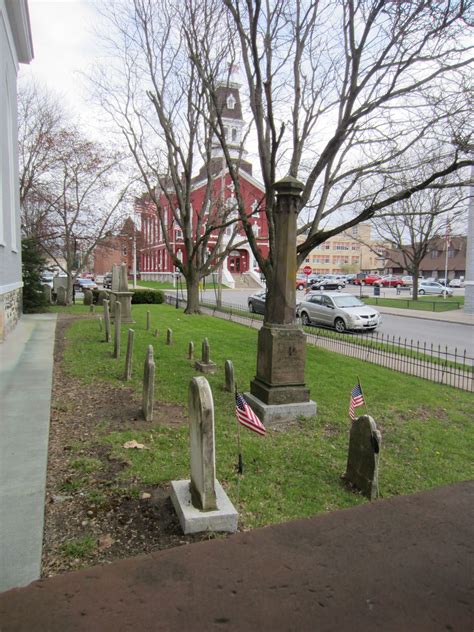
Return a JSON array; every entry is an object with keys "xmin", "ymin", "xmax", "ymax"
[
  {"xmin": 418, "ymin": 281, "xmax": 453, "ymax": 296},
  {"xmin": 297, "ymin": 292, "xmax": 381, "ymax": 333}
]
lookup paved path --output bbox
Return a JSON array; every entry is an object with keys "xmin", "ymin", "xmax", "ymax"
[
  {"xmin": 0, "ymin": 314, "xmax": 57, "ymax": 592},
  {"xmin": 0, "ymin": 481, "xmax": 472, "ymax": 631}
]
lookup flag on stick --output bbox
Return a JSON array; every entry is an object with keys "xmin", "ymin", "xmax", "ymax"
[
  {"xmin": 235, "ymin": 392, "xmax": 266, "ymax": 436},
  {"xmin": 349, "ymin": 383, "xmax": 365, "ymax": 420}
]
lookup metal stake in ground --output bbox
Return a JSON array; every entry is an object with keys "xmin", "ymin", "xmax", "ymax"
[{"xmin": 234, "ymin": 385, "xmax": 244, "ymax": 512}]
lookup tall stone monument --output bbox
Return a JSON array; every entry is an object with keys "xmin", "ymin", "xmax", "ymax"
[
  {"xmin": 109, "ymin": 263, "xmax": 134, "ymax": 323},
  {"xmin": 170, "ymin": 377, "xmax": 238, "ymax": 534},
  {"xmin": 245, "ymin": 177, "xmax": 317, "ymax": 425}
]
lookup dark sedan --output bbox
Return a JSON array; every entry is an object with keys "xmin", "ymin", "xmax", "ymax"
[
  {"xmin": 248, "ymin": 291, "xmax": 266, "ymax": 315},
  {"xmin": 307, "ymin": 279, "xmax": 344, "ymax": 291}
]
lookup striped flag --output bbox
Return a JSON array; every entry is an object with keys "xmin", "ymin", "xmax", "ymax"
[
  {"xmin": 235, "ymin": 393, "xmax": 266, "ymax": 436},
  {"xmin": 349, "ymin": 383, "xmax": 365, "ymax": 420}
]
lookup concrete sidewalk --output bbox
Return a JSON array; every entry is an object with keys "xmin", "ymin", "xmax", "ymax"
[
  {"xmin": 0, "ymin": 314, "xmax": 57, "ymax": 592},
  {"xmin": 0, "ymin": 481, "xmax": 472, "ymax": 631}
]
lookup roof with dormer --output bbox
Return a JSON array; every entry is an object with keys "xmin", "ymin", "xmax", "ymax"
[{"xmin": 215, "ymin": 82, "xmax": 243, "ymax": 121}]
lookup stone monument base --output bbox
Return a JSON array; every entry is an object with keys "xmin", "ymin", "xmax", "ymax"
[
  {"xmin": 244, "ymin": 392, "xmax": 317, "ymax": 427},
  {"xmin": 170, "ymin": 479, "xmax": 238, "ymax": 534},
  {"xmin": 194, "ymin": 361, "xmax": 217, "ymax": 374}
]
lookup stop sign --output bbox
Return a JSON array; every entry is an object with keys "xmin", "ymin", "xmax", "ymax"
[{"xmin": 303, "ymin": 266, "xmax": 312, "ymax": 276}]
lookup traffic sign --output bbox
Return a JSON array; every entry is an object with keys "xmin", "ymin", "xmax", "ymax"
[{"xmin": 303, "ymin": 266, "xmax": 312, "ymax": 276}]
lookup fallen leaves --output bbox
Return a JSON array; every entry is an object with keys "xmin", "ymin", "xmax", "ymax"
[{"xmin": 123, "ymin": 440, "xmax": 148, "ymax": 450}]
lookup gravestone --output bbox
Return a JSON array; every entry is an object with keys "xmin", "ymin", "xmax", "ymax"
[
  {"xmin": 103, "ymin": 300, "xmax": 111, "ymax": 343},
  {"xmin": 146, "ymin": 311, "xmax": 151, "ymax": 331},
  {"xmin": 98, "ymin": 317, "xmax": 103, "ymax": 332},
  {"xmin": 188, "ymin": 341, "xmax": 194, "ymax": 361},
  {"xmin": 224, "ymin": 360, "xmax": 234, "ymax": 393},
  {"xmin": 124, "ymin": 329, "xmax": 135, "ymax": 381},
  {"xmin": 153, "ymin": 328, "xmax": 158, "ymax": 337},
  {"xmin": 109, "ymin": 263, "xmax": 134, "ymax": 323},
  {"xmin": 89, "ymin": 303, "xmax": 94, "ymax": 313},
  {"xmin": 344, "ymin": 415, "xmax": 382, "ymax": 500},
  {"xmin": 194, "ymin": 338, "xmax": 216, "ymax": 374},
  {"xmin": 167, "ymin": 328, "xmax": 173, "ymax": 345},
  {"xmin": 142, "ymin": 345, "xmax": 155, "ymax": 422},
  {"xmin": 113, "ymin": 301, "xmax": 122, "ymax": 359},
  {"xmin": 170, "ymin": 377, "xmax": 238, "ymax": 534},
  {"xmin": 42, "ymin": 284, "xmax": 52, "ymax": 304},
  {"xmin": 56, "ymin": 286, "xmax": 67, "ymax": 306},
  {"xmin": 83, "ymin": 289, "xmax": 93, "ymax": 306}
]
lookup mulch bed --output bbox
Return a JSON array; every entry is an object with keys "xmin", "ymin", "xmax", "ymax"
[{"xmin": 42, "ymin": 315, "xmax": 215, "ymax": 578}]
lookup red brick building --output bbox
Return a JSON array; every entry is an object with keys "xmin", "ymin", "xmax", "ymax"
[
  {"xmin": 137, "ymin": 80, "xmax": 269, "ymax": 288},
  {"xmin": 93, "ymin": 218, "xmax": 141, "ymax": 277}
]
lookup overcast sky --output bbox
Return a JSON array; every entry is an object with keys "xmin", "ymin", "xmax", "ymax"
[{"xmin": 21, "ymin": 0, "xmax": 102, "ymax": 130}]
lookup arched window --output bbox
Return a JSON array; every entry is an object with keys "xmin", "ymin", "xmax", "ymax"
[{"xmin": 227, "ymin": 94, "xmax": 236, "ymax": 109}]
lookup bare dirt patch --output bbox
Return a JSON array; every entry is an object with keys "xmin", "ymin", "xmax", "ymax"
[{"xmin": 42, "ymin": 315, "xmax": 216, "ymax": 578}]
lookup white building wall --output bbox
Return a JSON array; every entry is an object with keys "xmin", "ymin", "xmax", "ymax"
[{"xmin": 0, "ymin": 0, "xmax": 33, "ymax": 339}]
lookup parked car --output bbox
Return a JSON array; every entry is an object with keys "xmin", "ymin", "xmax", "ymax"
[
  {"xmin": 73, "ymin": 278, "xmax": 98, "ymax": 292},
  {"xmin": 103, "ymin": 273, "xmax": 113, "ymax": 289},
  {"xmin": 248, "ymin": 290, "xmax": 267, "ymax": 315},
  {"xmin": 377, "ymin": 275, "xmax": 407, "ymax": 288},
  {"xmin": 418, "ymin": 281, "xmax": 453, "ymax": 296},
  {"xmin": 352, "ymin": 274, "xmax": 382, "ymax": 286},
  {"xmin": 296, "ymin": 277, "xmax": 308, "ymax": 290},
  {"xmin": 307, "ymin": 275, "xmax": 345, "ymax": 291},
  {"xmin": 401, "ymin": 276, "xmax": 413, "ymax": 286},
  {"xmin": 41, "ymin": 272, "xmax": 54, "ymax": 288},
  {"xmin": 297, "ymin": 292, "xmax": 381, "ymax": 333},
  {"xmin": 449, "ymin": 278, "xmax": 463, "ymax": 288}
]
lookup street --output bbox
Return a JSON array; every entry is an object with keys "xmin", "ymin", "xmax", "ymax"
[{"xmin": 194, "ymin": 287, "xmax": 473, "ymax": 358}]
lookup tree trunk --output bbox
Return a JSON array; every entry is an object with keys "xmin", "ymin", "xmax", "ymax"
[
  {"xmin": 412, "ymin": 267, "xmax": 420, "ymax": 301},
  {"xmin": 184, "ymin": 274, "xmax": 201, "ymax": 314}
]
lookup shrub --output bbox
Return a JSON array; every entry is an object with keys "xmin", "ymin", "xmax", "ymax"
[
  {"xmin": 131, "ymin": 288, "xmax": 164, "ymax": 304},
  {"xmin": 22, "ymin": 238, "xmax": 49, "ymax": 313}
]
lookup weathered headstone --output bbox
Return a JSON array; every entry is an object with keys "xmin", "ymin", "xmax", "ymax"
[
  {"xmin": 188, "ymin": 341, "xmax": 194, "ymax": 361},
  {"xmin": 224, "ymin": 360, "xmax": 235, "ymax": 393},
  {"xmin": 89, "ymin": 303, "xmax": 95, "ymax": 313},
  {"xmin": 170, "ymin": 377, "xmax": 238, "ymax": 534},
  {"xmin": 56, "ymin": 286, "xmax": 67, "ymax": 306},
  {"xmin": 153, "ymin": 328, "xmax": 158, "ymax": 337},
  {"xmin": 98, "ymin": 317, "xmax": 103, "ymax": 332},
  {"xmin": 83, "ymin": 289, "xmax": 93, "ymax": 306},
  {"xmin": 167, "ymin": 328, "xmax": 173, "ymax": 345},
  {"xmin": 194, "ymin": 338, "xmax": 216, "ymax": 374},
  {"xmin": 103, "ymin": 300, "xmax": 111, "ymax": 343},
  {"xmin": 142, "ymin": 345, "xmax": 155, "ymax": 421},
  {"xmin": 113, "ymin": 301, "xmax": 122, "ymax": 359},
  {"xmin": 124, "ymin": 329, "xmax": 135, "ymax": 381},
  {"xmin": 344, "ymin": 415, "xmax": 382, "ymax": 501},
  {"xmin": 42, "ymin": 284, "xmax": 52, "ymax": 304},
  {"xmin": 146, "ymin": 310, "xmax": 151, "ymax": 331}
]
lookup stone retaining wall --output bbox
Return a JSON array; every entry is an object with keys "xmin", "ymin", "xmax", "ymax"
[{"xmin": 0, "ymin": 288, "xmax": 22, "ymax": 341}]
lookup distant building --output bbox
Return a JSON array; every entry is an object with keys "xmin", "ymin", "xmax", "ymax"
[
  {"xmin": 136, "ymin": 79, "xmax": 269, "ymax": 289},
  {"xmin": 93, "ymin": 217, "xmax": 141, "ymax": 277},
  {"xmin": 385, "ymin": 235, "xmax": 467, "ymax": 280},
  {"xmin": 0, "ymin": 0, "xmax": 34, "ymax": 340},
  {"xmin": 298, "ymin": 223, "xmax": 386, "ymax": 275}
]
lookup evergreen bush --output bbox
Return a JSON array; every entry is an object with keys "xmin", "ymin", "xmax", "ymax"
[{"xmin": 22, "ymin": 238, "xmax": 49, "ymax": 313}]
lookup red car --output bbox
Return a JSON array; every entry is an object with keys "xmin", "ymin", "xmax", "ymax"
[
  {"xmin": 378, "ymin": 276, "xmax": 407, "ymax": 288},
  {"xmin": 296, "ymin": 278, "xmax": 308, "ymax": 290},
  {"xmin": 353, "ymin": 274, "xmax": 382, "ymax": 286}
]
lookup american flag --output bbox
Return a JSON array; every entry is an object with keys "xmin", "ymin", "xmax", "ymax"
[
  {"xmin": 349, "ymin": 383, "xmax": 365, "ymax": 420},
  {"xmin": 235, "ymin": 393, "xmax": 266, "ymax": 436}
]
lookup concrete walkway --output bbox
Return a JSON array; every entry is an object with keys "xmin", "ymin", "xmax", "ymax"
[
  {"xmin": 0, "ymin": 314, "xmax": 57, "ymax": 592},
  {"xmin": 0, "ymin": 481, "xmax": 472, "ymax": 631}
]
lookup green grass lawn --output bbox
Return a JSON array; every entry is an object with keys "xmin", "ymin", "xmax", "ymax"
[
  {"xmin": 364, "ymin": 295, "xmax": 464, "ymax": 312},
  {"xmin": 59, "ymin": 303, "xmax": 473, "ymax": 529}
]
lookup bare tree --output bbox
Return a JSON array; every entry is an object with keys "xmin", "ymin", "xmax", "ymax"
[
  {"xmin": 372, "ymin": 186, "xmax": 468, "ymax": 299},
  {"xmin": 92, "ymin": 0, "xmax": 250, "ymax": 313},
  {"xmin": 187, "ymin": 0, "xmax": 473, "ymax": 298}
]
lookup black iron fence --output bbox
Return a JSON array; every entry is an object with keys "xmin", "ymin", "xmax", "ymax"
[{"xmin": 164, "ymin": 294, "xmax": 473, "ymax": 392}]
